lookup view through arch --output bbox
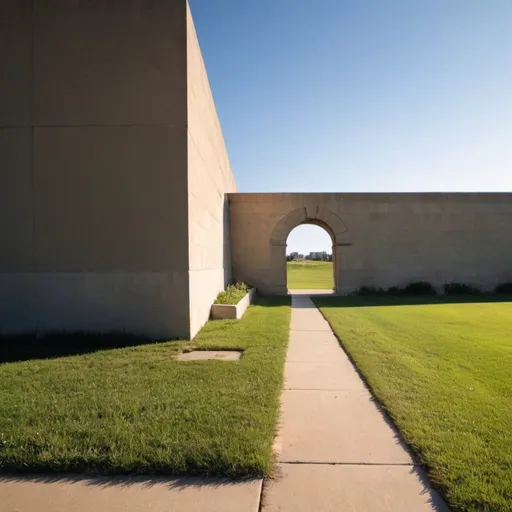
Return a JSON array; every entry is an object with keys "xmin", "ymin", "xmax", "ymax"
[{"xmin": 286, "ymin": 224, "xmax": 334, "ymax": 291}]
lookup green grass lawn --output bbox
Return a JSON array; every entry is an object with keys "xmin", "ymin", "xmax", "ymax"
[
  {"xmin": 314, "ymin": 295, "xmax": 512, "ymax": 512},
  {"xmin": 0, "ymin": 296, "xmax": 290, "ymax": 477},
  {"xmin": 287, "ymin": 260, "xmax": 333, "ymax": 289}
]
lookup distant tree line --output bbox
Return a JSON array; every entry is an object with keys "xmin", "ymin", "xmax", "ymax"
[{"xmin": 287, "ymin": 251, "xmax": 332, "ymax": 262}]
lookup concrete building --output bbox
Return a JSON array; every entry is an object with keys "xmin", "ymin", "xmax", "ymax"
[
  {"xmin": 1, "ymin": 1, "xmax": 512, "ymax": 339},
  {"xmin": 1, "ymin": 0, "xmax": 235, "ymax": 340},
  {"xmin": 308, "ymin": 251, "xmax": 328, "ymax": 261}
]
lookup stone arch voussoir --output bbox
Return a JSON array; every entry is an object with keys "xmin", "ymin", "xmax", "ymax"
[{"xmin": 270, "ymin": 205, "xmax": 350, "ymax": 247}]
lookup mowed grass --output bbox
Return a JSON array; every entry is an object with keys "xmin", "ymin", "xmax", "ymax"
[
  {"xmin": 0, "ymin": 297, "xmax": 290, "ymax": 477},
  {"xmin": 314, "ymin": 295, "xmax": 512, "ymax": 512},
  {"xmin": 287, "ymin": 260, "xmax": 333, "ymax": 289}
]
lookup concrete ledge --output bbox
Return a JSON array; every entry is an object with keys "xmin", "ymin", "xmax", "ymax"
[{"xmin": 211, "ymin": 288, "xmax": 256, "ymax": 320}]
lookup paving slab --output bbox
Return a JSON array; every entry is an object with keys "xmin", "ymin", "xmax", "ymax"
[
  {"xmin": 0, "ymin": 475, "xmax": 262, "ymax": 512},
  {"xmin": 262, "ymin": 464, "xmax": 449, "ymax": 512},
  {"xmin": 290, "ymin": 311, "xmax": 332, "ymax": 332},
  {"xmin": 286, "ymin": 330, "xmax": 345, "ymax": 362},
  {"xmin": 284, "ymin": 361, "xmax": 368, "ymax": 391},
  {"xmin": 290, "ymin": 302, "xmax": 324, "ymax": 313},
  {"xmin": 289, "ymin": 304, "xmax": 315, "ymax": 311},
  {"xmin": 279, "ymin": 389, "xmax": 413, "ymax": 464},
  {"xmin": 288, "ymin": 290, "xmax": 334, "ymax": 296}
]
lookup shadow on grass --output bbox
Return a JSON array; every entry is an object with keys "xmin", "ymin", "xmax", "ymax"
[
  {"xmin": 0, "ymin": 332, "xmax": 180, "ymax": 364},
  {"xmin": 0, "ymin": 297, "xmax": 290, "ymax": 364},
  {"xmin": 253, "ymin": 295, "xmax": 291, "ymax": 306},
  {"xmin": 313, "ymin": 294, "xmax": 512, "ymax": 308}
]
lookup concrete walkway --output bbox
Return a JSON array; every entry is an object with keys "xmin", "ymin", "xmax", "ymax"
[
  {"xmin": 261, "ymin": 292, "xmax": 449, "ymax": 512},
  {"xmin": 0, "ymin": 475, "xmax": 262, "ymax": 512},
  {"xmin": 0, "ymin": 292, "xmax": 449, "ymax": 512}
]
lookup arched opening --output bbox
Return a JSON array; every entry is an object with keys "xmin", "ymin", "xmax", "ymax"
[
  {"xmin": 286, "ymin": 223, "xmax": 335, "ymax": 291},
  {"xmin": 269, "ymin": 206, "xmax": 350, "ymax": 294}
]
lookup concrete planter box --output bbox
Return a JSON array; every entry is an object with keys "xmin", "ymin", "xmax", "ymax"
[{"xmin": 211, "ymin": 288, "xmax": 256, "ymax": 320}]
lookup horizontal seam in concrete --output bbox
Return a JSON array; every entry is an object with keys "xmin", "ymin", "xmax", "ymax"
[
  {"xmin": 20, "ymin": 124, "xmax": 181, "ymax": 128},
  {"xmin": 278, "ymin": 461, "xmax": 416, "ymax": 467},
  {"xmin": 284, "ymin": 388, "xmax": 369, "ymax": 391},
  {"xmin": 285, "ymin": 360, "xmax": 350, "ymax": 363},
  {"xmin": 289, "ymin": 329, "xmax": 332, "ymax": 332},
  {"xmin": 189, "ymin": 267, "xmax": 229, "ymax": 272},
  {"xmin": 0, "ymin": 271, "xmax": 189, "ymax": 275}
]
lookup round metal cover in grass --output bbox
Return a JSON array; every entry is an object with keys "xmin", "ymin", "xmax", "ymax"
[{"xmin": 178, "ymin": 350, "xmax": 243, "ymax": 361}]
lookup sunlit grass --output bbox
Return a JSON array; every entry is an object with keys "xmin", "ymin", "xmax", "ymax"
[
  {"xmin": 0, "ymin": 297, "xmax": 290, "ymax": 477},
  {"xmin": 315, "ymin": 295, "xmax": 512, "ymax": 512}
]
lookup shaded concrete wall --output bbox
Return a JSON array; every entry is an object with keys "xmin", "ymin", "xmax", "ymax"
[
  {"xmin": 229, "ymin": 193, "xmax": 512, "ymax": 294},
  {"xmin": 0, "ymin": 0, "xmax": 191, "ymax": 337},
  {"xmin": 186, "ymin": 4, "xmax": 237, "ymax": 337}
]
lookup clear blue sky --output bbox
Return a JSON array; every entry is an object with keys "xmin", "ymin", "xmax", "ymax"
[{"xmin": 189, "ymin": 0, "xmax": 512, "ymax": 254}]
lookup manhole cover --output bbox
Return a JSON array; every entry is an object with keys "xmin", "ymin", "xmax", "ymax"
[{"xmin": 178, "ymin": 350, "xmax": 243, "ymax": 361}]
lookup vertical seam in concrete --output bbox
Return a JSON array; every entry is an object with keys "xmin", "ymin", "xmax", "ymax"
[
  {"xmin": 30, "ymin": 0, "xmax": 39, "ymax": 335},
  {"xmin": 183, "ymin": 1, "xmax": 193, "ymax": 338},
  {"xmin": 30, "ymin": 0, "xmax": 36, "ymax": 271}
]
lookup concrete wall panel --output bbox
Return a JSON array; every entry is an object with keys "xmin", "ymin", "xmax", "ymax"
[
  {"xmin": 0, "ymin": 271, "xmax": 190, "ymax": 339},
  {"xmin": 0, "ymin": 1, "xmax": 33, "ymax": 127},
  {"xmin": 33, "ymin": 0, "xmax": 187, "ymax": 127},
  {"xmin": 0, "ymin": 1, "xmax": 193, "ymax": 338},
  {"xmin": 34, "ymin": 126, "xmax": 188, "ymax": 272},
  {"xmin": 0, "ymin": 274, "xmax": 37, "ymax": 334},
  {"xmin": 34, "ymin": 271, "xmax": 190, "ymax": 339},
  {"xmin": 0, "ymin": 129, "xmax": 34, "ymax": 272}
]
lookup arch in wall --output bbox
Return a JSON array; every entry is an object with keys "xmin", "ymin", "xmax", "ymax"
[{"xmin": 270, "ymin": 206, "xmax": 351, "ymax": 293}]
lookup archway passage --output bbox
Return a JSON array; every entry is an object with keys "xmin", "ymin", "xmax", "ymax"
[
  {"xmin": 286, "ymin": 224, "xmax": 334, "ymax": 290},
  {"xmin": 269, "ymin": 205, "xmax": 350, "ymax": 294}
]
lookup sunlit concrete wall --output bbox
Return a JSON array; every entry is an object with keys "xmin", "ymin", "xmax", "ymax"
[
  {"xmin": 0, "ymin": 0, "xmax": 192, "ymax": 337},
  {"xmin": 229, "ymin": 193, "xmax": 512, "ymax": 294},
  {"xmin": 186, "ymin": 3, "xmax": 237, "ymax": 337}
]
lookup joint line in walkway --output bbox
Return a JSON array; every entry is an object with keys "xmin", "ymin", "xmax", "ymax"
[
  {"xmin": 289, "ymin": 329, "xmax": 332, "ymax": 333},
  {"xmin": 279, "ymin": 461, "xmax": 415, "ymax": 467},
  {"xmin": 284, "ymin": 387, "xmax": 369, "ymax": 392}
]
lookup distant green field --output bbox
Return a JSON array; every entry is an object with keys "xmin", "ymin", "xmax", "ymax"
[{"xmin": 287, "ymin": 260, "xmax": 333, "ymax": 290}]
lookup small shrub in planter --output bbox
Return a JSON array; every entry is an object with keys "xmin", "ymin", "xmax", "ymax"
[
  {"xmin": 215, "ymin": 282, "xmax": 249, "ymax": 305},
  {"xmin": 443, "ymin": 283, "xmax": 482, "ymax": 295},
  {"xmin": 494, "ymin": 282, "xmax": 512, "ymax": 294},
  {"xmin": 401, "ymin": 281, "xmax": 437, "ymax": 296}
]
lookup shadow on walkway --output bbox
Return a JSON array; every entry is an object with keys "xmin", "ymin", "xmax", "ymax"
[{"xmin": 0, "ymin": 472, "xmax": 257, "ymax": 491}]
